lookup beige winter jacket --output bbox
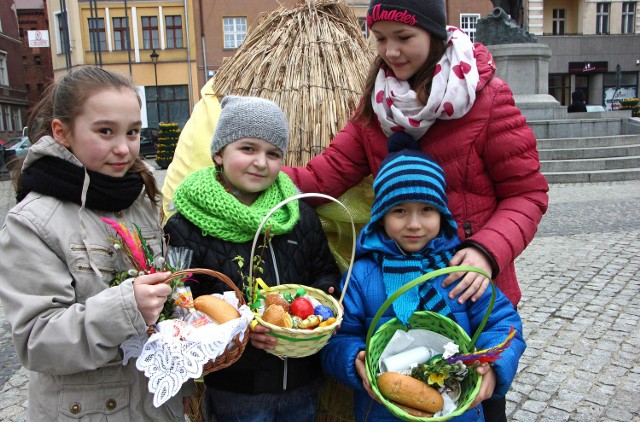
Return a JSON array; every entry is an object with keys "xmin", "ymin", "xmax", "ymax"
[{"xmin": 0, "ymin": 137, "xmax": 185, "ymax": 421}]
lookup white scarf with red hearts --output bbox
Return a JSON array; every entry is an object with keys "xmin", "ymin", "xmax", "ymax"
[{"xmin": 371, "ymin": 26, "xmax": 479, "ymax": 139}]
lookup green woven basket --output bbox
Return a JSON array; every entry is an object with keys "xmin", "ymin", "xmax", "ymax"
[
  {"xmin": 249, "ymin": 193, "xmax": 356, "ymax": 358},
  {"xmin": 365, "ymin": 266, "xmax": 496, "ymax": 421}
]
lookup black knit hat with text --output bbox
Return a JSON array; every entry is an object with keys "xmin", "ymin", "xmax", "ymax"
[{"xmin": 366, "ymin": 0, "xmax": 447, "ymax": 40}]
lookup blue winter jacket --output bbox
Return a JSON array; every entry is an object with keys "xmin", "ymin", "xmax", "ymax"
[{"xmin": 320, "ymin": 227, "xmax": 525, "ymax": 421}]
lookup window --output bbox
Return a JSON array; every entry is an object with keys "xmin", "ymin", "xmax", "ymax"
[
  {"xmin": 165, "ymin": 15, "xmax": 183, "ymax": 49},
  {"xmin": 223, "ymin": 17, "xmax": 247, "ymax": 49},
  {"xmin": 12, "ymin": 108, "xmax": 22, "ymax": 132},
  {"xmin": 0, "ymin": 53, "xmax": 8, "ymax": 86},
  {"xmin": 622, "ymin": 2, "xmax": 636, "ymax": 34},
  {"xmin": 3, "ymin": 105, "xmax": 12, "ymax": 131},
  {"xmin": 145, "ymin": 84, "xmax": 190, "ymax": 128},
  {"xmin": 358, "ymin": 17, "xmax": 369, "ymax": 38},
  {"xmin": 141, "ymin": 16, "xmax": 159, "ymax": 50},
  {"xmin": 55, "ymin": 11, "xmax": 70, "ymax": 54},
  {"xmin": 552, "ymin": 9, "xmax": 566, "ymax": 35},
  {"xmin": 34, "ymin": 55, "xmax": 41, "ymax": 65},
  {"xmin": 596, "ymin": 3, "xmax": 609, "ymax": 34},
  {"xmin": 460, "ymin": 14, "xmax": 481, "ymax": 42},
  {"xmin": 113, "ymin": 17, "xmax": 130, "ymax": 51},
  {"xmin": 88, "ymin": 18, "xmax": 106, "ymax": 52},
  {"xmin": 548, "ymin": 74, "xmax": 570, "ymax": 106}
]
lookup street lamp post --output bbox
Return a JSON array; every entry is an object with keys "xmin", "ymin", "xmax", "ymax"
[{"xmin": 150, "ymin": 49, "xmax": 160, "ymax": 125}]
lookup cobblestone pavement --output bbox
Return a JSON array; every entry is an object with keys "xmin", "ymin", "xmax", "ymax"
[{"xmin": 0, "ymin": 162, "xmax": 638, "ymax": 421}]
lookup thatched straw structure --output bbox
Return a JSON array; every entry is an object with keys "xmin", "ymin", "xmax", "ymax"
[{"xmin": 211, "ymin": 0, "xmax": 374, "ymax": 166}]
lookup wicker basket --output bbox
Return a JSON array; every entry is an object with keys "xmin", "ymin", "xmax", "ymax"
[
  {"xmin": 365, "ymin": 266, "xmax": 496, "ymax": 421},
  {"xmin": 163, "ymin": 268, "xmax": 250, "ymax": 375},
  {"xmin": 248, "ymin": 193, "xmax": 356, "ymax": 358}
]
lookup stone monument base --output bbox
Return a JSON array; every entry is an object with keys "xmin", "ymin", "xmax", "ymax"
[{"xmin": 485, "ymin": 43, "xmax": 562, "ymax": 120}]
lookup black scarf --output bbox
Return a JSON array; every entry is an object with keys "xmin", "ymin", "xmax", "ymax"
[{"xmin": 17, "ymin": 156, "xmax": 144, "ymax": 211}]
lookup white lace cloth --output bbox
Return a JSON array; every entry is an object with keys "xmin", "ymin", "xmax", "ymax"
[{"xmin": 121, "ymin": 291, "xmax": 254, "ymax": 407}]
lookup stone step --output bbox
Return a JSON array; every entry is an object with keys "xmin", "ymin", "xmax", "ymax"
[
  {"xmin": 538, "ymin": 144, "xmax": 640, "ymax": 160},
  {"xmin": 528, "ymin": 117, "xmax": 626, "ymax": 139},
  {"xmin": 541, "ymin": 155, "xmax": 640, "ymax": 173},
  {"xmin": 543, "ymin": 168, "xmax": 640, "ymax": 183},
  {"xmin": 537, "ymin": 134, "xmax": 640, "ymax": 149}
]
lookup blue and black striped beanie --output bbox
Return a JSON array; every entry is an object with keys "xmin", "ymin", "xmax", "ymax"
[{"xmin": 371, "ymin": 132, "xmax": 458, "ymax": 236}]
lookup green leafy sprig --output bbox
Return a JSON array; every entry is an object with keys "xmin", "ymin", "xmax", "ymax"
[{"xmin": 233, "ymin": 228, "xmax": 272, "ymax": 311}]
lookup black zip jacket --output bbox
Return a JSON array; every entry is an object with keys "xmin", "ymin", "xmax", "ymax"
[{"xmin": 164, "ymin": 201, "xmax": 341, "ymax": 394}]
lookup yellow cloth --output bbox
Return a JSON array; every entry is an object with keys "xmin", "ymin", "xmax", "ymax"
[{"xmin": 161, "ymin": 78, "xmax": 220, "ymax": 223}]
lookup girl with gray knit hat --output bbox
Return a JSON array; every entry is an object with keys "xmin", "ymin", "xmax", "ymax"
[{"xmin": 164, "ymin": 95, "xmax": 341, "ymax": 422}]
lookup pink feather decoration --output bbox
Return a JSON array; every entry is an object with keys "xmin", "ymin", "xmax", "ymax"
[
  {"xmin": 446, "ymin": 327, "xmax": 517, "ymax": 366},
  {"xmin": 100, "ymin": 217, "xmax": 148, "ymax": 270}
]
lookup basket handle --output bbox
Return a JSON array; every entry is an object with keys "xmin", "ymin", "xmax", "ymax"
[
  {"xmin": 248, "ymin": 193, "xmax": 356, "ymax": 305},
  {"xmin": 163, "ymin": 268, "xmax": 246, "ymax": 306},
  {"xmin": 364, "ymin": 266, "xmax": 495, "ymax": 353}
]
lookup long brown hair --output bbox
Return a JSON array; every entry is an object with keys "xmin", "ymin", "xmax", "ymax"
[
  {"xmin": 19, "ymin": 66, "xmax": 160, "ymax": 204},
  {"xmin": 353, "ymin": 36, "xmax": 447, "ymax": 125}
]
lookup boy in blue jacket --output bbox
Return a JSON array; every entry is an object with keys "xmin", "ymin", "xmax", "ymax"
[{"xmin": 321, "ymin": 133, "xmax": 526, "ymax": 421}]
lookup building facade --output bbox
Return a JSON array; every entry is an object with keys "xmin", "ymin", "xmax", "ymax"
[
  {"xmin": 0, "ymin": 0, "xmax": 29, "ymax": 140},
  {"xmin": 25, "ymin": 0, "xmax": 640, "ymax": 122},
  {"xmin": 529, "ymin": 0, "xmax": 640, "ymax": 109},
  {"xmin": 46, "ymin": 0, "xmax": 198, "ymax": 128},
  {"xmin": 17, "ymin": 0, "xmax": 54, "ymax": 111}
]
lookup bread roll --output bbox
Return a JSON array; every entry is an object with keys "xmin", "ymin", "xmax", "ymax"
[
  {"xmin": 261, "ymin": 304, "xmax": 293, "ymax": 328},
  {"xmin": 377, "ymin": 372, "xmax": 444, "ymax": 413},
  {"xmin": 265, "ymin": 293, "xmax": 290, "ymax": 312},
  {"xmin": 194, "ymin": 295, "xmax": 240, "ymax": 324}
]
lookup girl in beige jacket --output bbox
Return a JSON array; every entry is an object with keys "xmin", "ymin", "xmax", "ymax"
[{"xmin": 0, "ymin": 66, "xmax": 187, "ymax": 421}]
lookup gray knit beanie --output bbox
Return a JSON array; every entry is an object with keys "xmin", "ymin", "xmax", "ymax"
[
  {"xmin": 210, "ymin": 95, "xmax": 289, "ymax": 157},
  {"xmin": 366, "ymin": 0, "xmax": 447, "ymax": 40}
]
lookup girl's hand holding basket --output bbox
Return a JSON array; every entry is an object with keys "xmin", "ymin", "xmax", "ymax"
[{"xmin": 246, "ymin": 193, "xmax": 356, "ymax": 358}]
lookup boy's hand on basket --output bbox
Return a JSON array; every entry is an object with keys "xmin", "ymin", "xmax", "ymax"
[
  {"xmin": 249, "ymin": 324, "xmax": 277, "ymax": 350},
  {"xmin": 355, "ymin": 351, "xmax": 381, "ymax": 403},
  {"xmin": 133, "ymin": 272, "xmax": 172, "ymax": 325},
  {"xmin": 443, "ymin": 247, "xmax": 492, "ymax": 304},
  {"xmin": 470, "ymin": 364, "xmax": 497, "ymax": 408}
]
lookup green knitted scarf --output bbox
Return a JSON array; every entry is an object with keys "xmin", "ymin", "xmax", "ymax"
[{"xmin": 173, "ymin": 167, "xmax": 300, "ymax": 242}]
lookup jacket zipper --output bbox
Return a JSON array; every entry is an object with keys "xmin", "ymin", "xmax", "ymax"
[
  {"xmin": 269, "ymin": 246, "xmax": 288, "ymax": 391},
  {"xmin": 463, "ymin": 222, "xmax": 472, "ymax": 238},
  {"xmin": 75, "ymin": 265, "xmax": 116, "ymax": 275},
  {"xmin": 363, "ymin": 399, "xmax": 374, "ymax": 420},
  {"xmin": 70, "ymin": 244, "xmax": 114, "ymax": 257}
]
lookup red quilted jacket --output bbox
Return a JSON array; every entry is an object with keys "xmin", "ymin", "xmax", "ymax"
[{"xmin": 284, "ymin": 43, "xmax": 549, "ymax": 306}]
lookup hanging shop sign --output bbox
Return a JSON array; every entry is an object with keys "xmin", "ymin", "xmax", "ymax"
[
  {"xmin": 568, "ymin": 61, "xmax": 608, "ymax": 74},
  {"xmin": 27, "ymin": 30, "xmax": 50, "ymax": 48}
]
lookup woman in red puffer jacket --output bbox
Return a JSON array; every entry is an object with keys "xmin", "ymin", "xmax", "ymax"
[{"xmin": 284, "ymin": 2, "xmax": 548, "ymax": 313}]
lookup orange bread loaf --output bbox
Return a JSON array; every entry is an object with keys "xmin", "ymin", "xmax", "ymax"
[
  {"xmin": 194, "ymin": 295, "xmax": 240, "ymax": 324},
  {"xmin": 377, "ymin": 372, "xmax": 444, "ymax": 413}
]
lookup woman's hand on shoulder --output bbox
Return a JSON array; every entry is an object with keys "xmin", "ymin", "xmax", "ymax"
[
  {"xmin": 132, "ymin": 271, "xmax": 172, "ymax": 325},
  {"xmin": 442, "ymin": 247, "xmax": 492, "ymax": 304},
  {"xmin": 249, "ymin": 323, "xmax": 277, "ymax": 350}
]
